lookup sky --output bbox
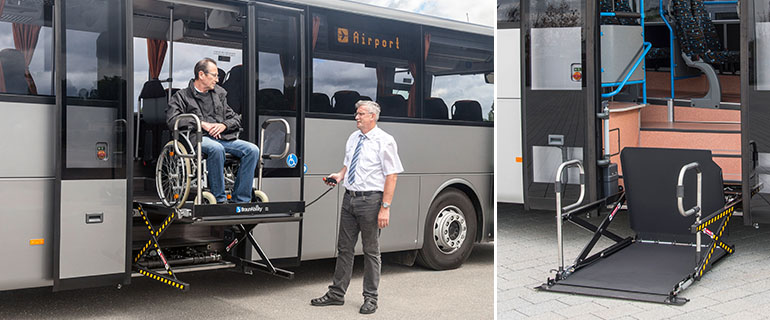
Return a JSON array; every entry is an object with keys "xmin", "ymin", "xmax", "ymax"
[{"xmin": 349, "ymin": 0, "xmax": 495, "ymax": 27}]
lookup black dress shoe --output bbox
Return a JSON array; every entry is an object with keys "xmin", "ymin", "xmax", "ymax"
[
  {"xmin": 310, "ymin": 293, "xmax": 344, "ymax": 306},
  {"xmin": 359, "ymin": 298, "xmax": 377, "ymax": 314}
]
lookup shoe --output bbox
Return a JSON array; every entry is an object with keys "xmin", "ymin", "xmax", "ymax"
[
  {"xmin": 359, "ymin": 298, "xmax": 377, "ymax": 314},
  {"xmin": 310, "ymin": 293, "xmax": 344, "ymax": 306}
]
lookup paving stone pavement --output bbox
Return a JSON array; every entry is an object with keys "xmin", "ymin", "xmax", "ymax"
[{"xmin": 497, "ymin": 203, "xmax": 770, "ymax": 319}]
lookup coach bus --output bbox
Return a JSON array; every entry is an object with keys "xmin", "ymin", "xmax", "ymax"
[
  {"xmin": 0, "ymin": 0, "xmax": 493, "ymax": 291},
  {"xmin": 497, "ymin": 0, "xmax": 768, "ymax": 226}
]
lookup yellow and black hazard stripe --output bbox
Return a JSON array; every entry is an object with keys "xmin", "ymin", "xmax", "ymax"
[
  {"xmin": 135, "ymin": 267, "xmax": 189, "ymax": 291},
  {"xmin": 693, "ymin": 206, "xmax": 734, "ymax": 232},
  {"xmin": 698, "ymin": 214, "xmax": 732, "ymax": 277}
]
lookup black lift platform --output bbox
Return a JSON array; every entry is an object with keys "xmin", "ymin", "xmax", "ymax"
[
  {"xmin": 132, "ymin": 200, "xmax": 304, "ymax": 291},
  {"xmin": 538, "ymin": 148, "xmax": 760, "ymax": 305}
]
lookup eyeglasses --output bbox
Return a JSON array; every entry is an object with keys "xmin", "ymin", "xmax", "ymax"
[
  {"xmin": 354, "ymin": 112, "xmax": 373, "ymax": 117},
  {"xmin": 205, "ymin": 71, "xmax": 219, "ymax": 79}
]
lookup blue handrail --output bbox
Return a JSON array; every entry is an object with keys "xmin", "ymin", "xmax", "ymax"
[
  {"xmin": 601, "ymin": 12, "xmax": 616, "ymax": 17},
  {"xmin": 704, "ymin": 1, "xmax": 737, "ymax": 4},
  {"xmin": 660, "ymin": 0, "xmax": 676, "ymax": 100},
  {"xmin": 602, "ymin": 42, "xmax": 653, "ymax": 98}
]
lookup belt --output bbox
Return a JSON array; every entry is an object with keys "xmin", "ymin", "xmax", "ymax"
[{"xmin": 346, "ymin": 190, "xmax": 383, "ymax": 197}]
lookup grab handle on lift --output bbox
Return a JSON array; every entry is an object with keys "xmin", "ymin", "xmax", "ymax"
[
  {"xmin": 677, "ymin": 162, "xmax": 702, "ymax": 261},
  {"xmin": 554, "ymin": 159, "xmax": 586, "ymax": 276},
  {"xmin": 257, "ymin": 118, "xmax": 292, "ymax": 191},
  {"xmin": 173, "ymin": 113, "xmax": 203, "ymax": 205}
]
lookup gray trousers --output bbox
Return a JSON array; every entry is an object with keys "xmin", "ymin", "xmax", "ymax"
[{"xmin": 328, "ymin": 191, "xmax": 382, "ymax": 301}]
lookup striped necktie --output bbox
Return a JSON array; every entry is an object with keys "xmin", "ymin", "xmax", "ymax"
[{"xmin": 348, "ymin": 134, "xmax": 366, "ymax": 185}]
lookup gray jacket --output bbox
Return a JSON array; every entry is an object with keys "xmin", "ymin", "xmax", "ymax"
[{"xmin": 166, "ymin": 79, "xmax": 241, "ymax": 141}]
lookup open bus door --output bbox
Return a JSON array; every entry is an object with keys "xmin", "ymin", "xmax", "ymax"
[
  {"xmin": 741, "ymin": 0, "xmax": 770, "ymax": 225},
  {"xmin": 53, "ymin": 0, "xmax": 132, "ymax": 290},
  {"xmin": 520, "ymin": 0, "xmax": 602, "ymax": 210}
]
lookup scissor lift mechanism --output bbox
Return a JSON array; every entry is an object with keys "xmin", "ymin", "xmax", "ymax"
[
  {"xmin": 538, "ymin": 148, "xmax": 761, "ymax": 304},
  {"xmin": 133, "ymin": 114, "xmax": 302, "ymax": 290}
]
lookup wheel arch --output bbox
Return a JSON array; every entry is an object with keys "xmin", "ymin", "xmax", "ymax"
[{"xmin": 429, "ymin": 178, "xmax": 485, "ymax": 243}]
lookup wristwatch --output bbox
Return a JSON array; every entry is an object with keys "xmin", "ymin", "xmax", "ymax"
[{"xmin": 382, "ymin": 202, "xmax": 391, "ymax": 209}]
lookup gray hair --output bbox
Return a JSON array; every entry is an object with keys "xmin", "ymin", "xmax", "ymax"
[
  {"xmin": 194, "ymin": 58, "xmax": 217, "ymax": 80},
  {"xmin": 355, "ymin": 100, "xmax": 381, "ymax": 121}
]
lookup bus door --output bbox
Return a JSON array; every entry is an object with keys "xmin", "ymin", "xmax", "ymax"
[
  {"xmin": 250, "ymin": 3, "xmax": 306, "ymax": 264},
  {"xmin": 742, "ymin": 0, "xmax": 770, "ymax": 226},
  {"xmin": 520, "ymin": 0, "xmax": 602, "ymax": 210},
  {"xmin": 53, "ymin": 0, "xmax": 131, "ymax": 290}
]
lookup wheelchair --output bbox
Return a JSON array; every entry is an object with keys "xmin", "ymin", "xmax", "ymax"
[{"xmin": 155, "ymin": 113, "xmax": 291, "ymax": 208}]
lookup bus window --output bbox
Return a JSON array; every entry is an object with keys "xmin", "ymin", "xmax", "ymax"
[
  {"xmin": 310, "ymin": 11, "xmax": 420, "ymax": 118},
  {"xmin": 424, "ymin": 30, "xmax": 494, "ymax": 122},
  {"xmin": 498, "ymin": 0, "xmax": 521, "ymax": 28},
  {"xmin": 257, "ymin": 10, "xmax": 300, "ymax": 114},
  {"xmin": 0, "ymin": 1, "xmax": 53, "ymax": 96}
]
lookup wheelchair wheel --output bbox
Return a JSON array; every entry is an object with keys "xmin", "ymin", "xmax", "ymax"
[
  {"xmin": 253, "ymin": 190, "xmax": 269, "ymax": 202},
  {"xmin": 156, "ymin": 141, "xmax": 191, "ymax": 208},
  {"xmin": 195, "ymin": 191, "xmax": 217, "ymax": 204}
]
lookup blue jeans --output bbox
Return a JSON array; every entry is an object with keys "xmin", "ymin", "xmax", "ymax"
[{"xmin": 200, "ymin": 136, "xmax": 260, "ymax": 203}]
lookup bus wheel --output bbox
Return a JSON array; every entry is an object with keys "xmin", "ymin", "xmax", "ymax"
[{"xmin": 417, "ymin": 188, "xmax": 477, "ymax": 270}]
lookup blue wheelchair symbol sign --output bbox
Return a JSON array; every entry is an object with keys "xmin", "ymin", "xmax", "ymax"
[
  {"xmin": 286, "ymin": 154, "xmax": 298, "ymax": 168},
  {"xmin": 304, "ymin": 164, "xmax": 308, "ymax": 174}
]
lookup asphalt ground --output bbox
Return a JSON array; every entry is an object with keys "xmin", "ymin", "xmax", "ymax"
[
  {"xmin": 497, "ymin": 203, "xmax": 770, "ymax": 319},
  {"xmin": 0, "ymin": 243, "xmax": 493, "ymax": 320}
]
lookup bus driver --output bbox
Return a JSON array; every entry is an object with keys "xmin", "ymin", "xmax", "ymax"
[{"xmin": 166, "ymin": 58, "xmax": 260, "ymax": 204}]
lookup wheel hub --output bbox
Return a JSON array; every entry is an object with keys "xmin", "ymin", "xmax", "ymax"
[{"xmin": 432, "ymin": 205, "xmax": 467, "ymax": 255}]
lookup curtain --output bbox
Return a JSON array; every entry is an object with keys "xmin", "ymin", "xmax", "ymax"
[
  {"xmin": 375, "ymin": 66, "xmax": 392, "ymax": 100},
  {"xmin": 12, "ymin": 23, "xmax": 41, "ymax": 94},
  {"xmin": 146, "ymin": 39, "xmax": 168, "ymax": 80},
  {"xmin": 409, "ymin": 33, "xmax": 431, "ymax": 117},
  {"xmin": 312, "ymin": 16, "xmax": 321, "ymax": 50},
  {"xmin": 0, "ymin": 0, "xmax": 7, "ymax": 93},
  {"xmin": 279, "ymin": 20, "xmax": 299, "ymax": 110}
]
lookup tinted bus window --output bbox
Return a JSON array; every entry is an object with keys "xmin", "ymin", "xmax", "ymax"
[
  {"xmin": 0, "ymin": 1, "xmax": 53, "ymax": 96},
  {"xmin": 257, "ymin": 10, "xmax": 300, "ymax": 114},
  {"xmin": 498, "ymin": 0, "xmax": 521, "ymax": 28},
  {"xmin": 311, "ymin": 10, "xmax": 420, "ymax": 118},
  {"xmin": 424, "ymin": 30, "xmax": 493, "ymax": 122}
]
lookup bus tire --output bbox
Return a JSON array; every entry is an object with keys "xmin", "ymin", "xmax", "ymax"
[{"xmin": 417, "ymin": 188, "xmax": 477, "ymax": 270}]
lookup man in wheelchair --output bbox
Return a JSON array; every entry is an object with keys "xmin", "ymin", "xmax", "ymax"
[{"xmin": 166, "ymin": 58, "xmax": 260, "ymax": 204}]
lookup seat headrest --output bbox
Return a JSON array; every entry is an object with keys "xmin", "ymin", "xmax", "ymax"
[
  {"xmin": 0, "ymin": 49, "xmax": 30, "ymax": 95},
  {"xmin": 452, "ymin": 100, "xmax": 483, "ymax": 121},
  {"xmin": 377, "ymin": 94, "xmax": 407, "ymax": 117},
  {"xmin": 139, "ymin": 79, "xmax": 167, "ymax": 99},
  {"xmin": 258, "ymin": 88, "xmax": 288, "ymax": 110},
  {"xmin": 424, "ymin": 97, "xmax": 448, "ymax": 120},
  {"xmin": 332, "ymin": 90, "xmax": 361, "ymax": 114}
]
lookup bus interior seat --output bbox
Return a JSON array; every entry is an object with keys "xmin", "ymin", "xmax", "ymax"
[
  {"xmin": 377, "ymin": 94, "xmax": 407, "ymax": 117},
  {"xmin": 258, "ymin": 88, "xmax": 289, "ymax": 111},
  {"xmin": 222, "ymin": 65, "xmax": 243, "ymax": 114},
  {"xmin": 452, "ymin": 100, "xmax": 483, "ymax": 121},
  {"xmin": 359, "ymin": 95, "xmax": 372, "ymax": 101},
  {"xmin": 217, "ymin": 68, "xmax": 226, "ymax": 84},
  {"xmin": 691, "ymin": 0, "xmax": 739, "ymax": 69},
  {"xmin": 138, "ymin": 79, "xmax": 169, "ymax": 161},
  {"xmin": 332, "ymin": 90, "xmax": 360, "ymax": 115},
  {"xmin": 0, "ymin": 49, "xmax": 30, "ymax": 95},
  {"xmin": 673, "ymin": 0, "xmax": 731, "ymax": 108},
  {"xmin": 310, "ymin": 92, "xmax": 332, "ymax": 113},
  {"xmin": 424, "ymin": 97, "xmax": 449, "ymax": 120},
  {"xmin": 600, "ymin": 0, "xmax": 637, "ymax": 25}
]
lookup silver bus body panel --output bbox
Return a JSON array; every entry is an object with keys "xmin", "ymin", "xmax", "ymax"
[
  {"xmin": 0, "ymin": 179, "xmax": 55, "ymax": 291},
  {"xmin": 0, "ymin": 102, "xmax": 55, "ymax": 178},
  {"xmin": 59, "ymin": 179, "xmax": 127, "ymax": 279}
]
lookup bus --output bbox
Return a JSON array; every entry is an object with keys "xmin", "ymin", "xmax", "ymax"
[
  {"xmin": 497, "ymin": 0, "xmax": 768, "ymax": 227},
  {"xmin": 0, "ymin": 0, "xmax": 493, "ymax": 292}
]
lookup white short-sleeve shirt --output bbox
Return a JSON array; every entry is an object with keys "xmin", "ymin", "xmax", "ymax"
[{"xmin": 342, "ymin": 126, "xmax": 404, "ymax": 191}]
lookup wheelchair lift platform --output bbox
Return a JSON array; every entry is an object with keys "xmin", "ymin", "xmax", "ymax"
[
  {"xmin": 132, "ymin": 200, "xmax": 305, "ymax": 291},
  {"xmin": 538, "ymin": 148, "xmax": 758, "ymax": 305}
]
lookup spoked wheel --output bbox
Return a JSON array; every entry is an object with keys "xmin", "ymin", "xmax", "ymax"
[{"xmin": 156, "ymin": 141, "xmax": 192, "ymax": 208}]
